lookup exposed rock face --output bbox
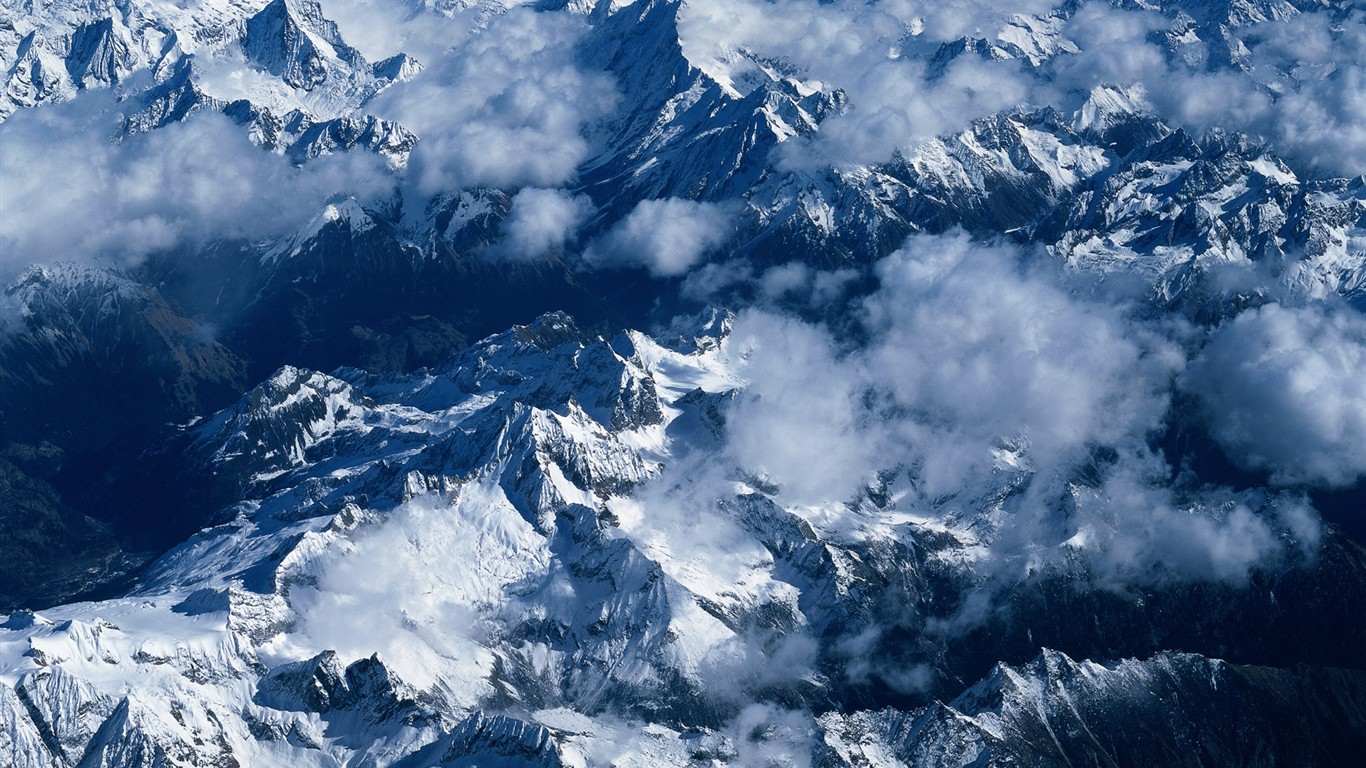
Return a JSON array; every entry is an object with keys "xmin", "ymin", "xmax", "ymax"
[
  {"xmin": 819, "ymin": 650, "xmax": 1366, "ymax": 768},
  {"xmin": 2, "ymin": 310, "xmax": 1364, "ymax": 765},
  {"xmin": 3, "ymin": 0, "xmax": 1365, "ymax": 764}
]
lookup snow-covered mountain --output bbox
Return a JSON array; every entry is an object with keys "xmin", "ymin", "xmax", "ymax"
[
  {"xmin": 4, "ymin": 312, "xmax": 1363, "ymax": 765},
  {"xmin": 3, "ymin": 0, "xmax": 1366, "ymax": 764}
]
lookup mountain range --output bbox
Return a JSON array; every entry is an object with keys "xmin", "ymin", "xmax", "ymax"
[{"xmin": 1, "ymin": 0, "xmax": 1364, "ymax": 765}]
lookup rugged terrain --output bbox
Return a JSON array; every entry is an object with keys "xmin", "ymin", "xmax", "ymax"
[{"xmin": 2, "ymin": 0, "xmax": 1365, "ymax": 765}]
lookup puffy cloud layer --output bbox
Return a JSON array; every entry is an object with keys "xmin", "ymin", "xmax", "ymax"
[
  {"xmin": 726, "ymin": 233, "xmax": 1180, "ymax": 503},
  {"xmin": 1185, "ymin": 302, "xmax": 1366, "ymax": 488},
  {"xmin": 0, "ymin": 99, "xmax": 392, "ymax": 275},
  {"xmin": 9, "ymin": 0, "xmax": 1363, "ymax": 283},
  {"xmin": 862, "ymin": 236, "xmax": 1179, "ymax": 489},
  {"xmin": 584, "ymin": 198, "xmax": 736, "ymax": 277},
  {"xmin": 318, "ymin": 0, "xmax": 495, "ymax": 63},
  {"xmin": 723, "ymin": 311, "xmax": 882, "ymax": 504},
  {"xmin": 0, "ymin": 3, "xmax": 617, "ymax": 279},
  {"xmin": 371, "ymin": 6, "xmax": 618, "ymax": 193},
  {"xmin": 696, "ymin": 233, "xmax": 1324, "ymax": 595},
  {"xmin": 678, "ymin": 0, "xmax": 1366, "ymax": 175},
  {"xmin": 1082, "ymin": 458, "xmax": 1321, "ymax": 587},
  {"xmin": 1053, "ymin": 3, "xmax": 1366, "ymax": 175},
  {"xmin": 487, "ymin": 187, "xmax": 593, "ymax": 262}
]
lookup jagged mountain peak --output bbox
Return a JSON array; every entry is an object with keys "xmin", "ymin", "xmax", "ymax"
[
  {"xmin": 4, "ymin": 0, "xmax": 1366, "ymax": 765},
  {"xmin": 508, "ymin": 309, "xmax": 590, "ymax": 351},
  {"xmin": 188, "ymin": 364, "xmax": 369, "ymax": 479},
  {"xmin": 4, "ymin": 262, "xmax": 147, "ymax": 309},
  {"xmin": 0, "ymin": 264, "xmax": 189, "ymax": 349},
  {"xmin": 121, "ymin": 55, "xmax": 221, "ymax": 133},
  {"xmin": 242, "ymin": 0, "xmax": 367, "ymax": 90},
  {"xmin": 370, "ymin": 51, "xmax": 421, "ymax": 82},
  {"xmin": 4, "ymin": 304, "xmax": 1366, "ymax": 765}
]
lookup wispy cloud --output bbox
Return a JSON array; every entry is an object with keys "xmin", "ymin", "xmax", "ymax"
[
  {"xmin": 485, "ymin": 187, "xmax": 594, "ymax": 262},
  {"xmin": 1184, "ymin": 302, "xmax": 1366, "ymax": 488},
  {"xmin": 659, "ymin": 232, "xmax": 1329, "ymax": 605},
  {"xmin": 0, "ymin": 98, "xmax": 393, "ymax": 277},
  {"xmin": 585, "ymin": 198, "xmax": 738, "ymax": 277},
  {"xmin": 370, "ymin": 6, "xmax": 619, "ymax": 194}
]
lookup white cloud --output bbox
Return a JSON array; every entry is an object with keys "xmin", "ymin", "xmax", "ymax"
[
  {"xmin": 318, "ymin": 0, "xmax": 494, "ymax": 63},
  {"xmin": 370, "ymin": 6, "xmax": 618, "ymax": 193},
  {"xmin": 723, "ymin": 310, "xmax": 884, "ymax": 504},
  {"xmin": 1050, "ymin": 3, "xmax": 1366, "ymax": 175},
  {"xmin": 0, "ymin": 97, "xmax": 393, "ymax": 276},
  {"xmin": 0, "ymin": 4, "xmax": 623, "ymax": 280},
  {"xmin": 585, "ymin": 198, "xmax": 736, "ymax": 277},
  {"xmin": 487, "ymin": 187, "xmax": 593, "ymax": 262},
  {"xmin": 692, "ymin": 232, "xmax": 1321, "ymax": 598},
  {"xmin": 863, "ymin": 232, "xmax": 1181, "ymax": 493},
  {"xmin": 680, "ymin": 259, "xmax": 756, "ymax": 302},
  {"xmin": 720, "ymin": 232, "xmax": 1182, "ymax": 506},
  {"xmin": 11, "ymin": 0, "xmax": 1359, "ymax": 285},
  {"xmin": 781, "ymin": 53, "xmax": 1036, "ymax": 169},
  {"xmin": 727, "ymin": 703, "xmax": 816, "ymax": 768},
  {"xmin": 757, "ymin": 262, "xmax": 859, "ymax": 307},
  {"xmin": 1184, "ymin": 302, "xmax": 1366, "ymax": 488},
  {"xmin": 718, "ymin": 234, "xmax": 1148, "ymax": 502},
  {"xmin": 679, "ymin": 0, "xmax": 1048, "ymax": 168},
  {"xmin": 1079, "ymin": 452, "xmax": 1313, "ymax": 588},
  {"xmin": 674, "ymin": 0, "xmax": 1366, "ymax": 175}
]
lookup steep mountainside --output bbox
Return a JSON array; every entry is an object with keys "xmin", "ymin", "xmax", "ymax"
[
  {"xmin": 2, "ymin": 312, "xmax": 1365, "ymax": 765},
  {"xmin": 2, "ymin": 0, "xmax": 1365, "ymax": 764}
]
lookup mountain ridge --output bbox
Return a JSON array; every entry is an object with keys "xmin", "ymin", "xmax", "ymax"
[{"xmin": 3, "ymin": 0, "xmax": 1365, "ymax": 764}]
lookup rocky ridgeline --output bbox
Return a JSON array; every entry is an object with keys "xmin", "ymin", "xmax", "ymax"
[
  {"xmin": 3, "ymin": 1, "xmax": 1366, "ymax": 764},
  {"xmin": 2, "ymin": 311, "xmax": 1364, "ymax": 765}
]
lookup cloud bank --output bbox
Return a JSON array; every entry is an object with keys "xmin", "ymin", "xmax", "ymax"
[
  {"xmin": 585, "ymin": 198, "xmax": 737, "ymax": 277},
  {"xmin": 370, "ymin": 6, "xmax": 618, "ymax": 194},
  {"xmin": 678, "ymin": 0, "xmax": 1366, "ymax": 175},
  {"xmin": 0, "ymin": 98, "xmax": 392, "ymax": 276},
  {"xmin": 7, "ymin": 0, "xmax": 1363, "ymax": 283},
  {"xmin": 726, "ymin": 233, "xmax": 1180, "ymax": 505},
  {"xmin": 0, "ymin": 3, "xmax": 620, "ymax": 280},
  {"xmin": 1185, "ymin": 302, "xmax": 1366, "ymax": 488},
  {"xmin": 666, "ymin": 233, "xmax": 1332, "ymax": 603},
  {"xmin": 487, "ymin": 187, "xmax": 593, "ymax": 262}
]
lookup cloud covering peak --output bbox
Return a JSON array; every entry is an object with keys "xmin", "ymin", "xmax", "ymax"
[{"xmin": 1185, "ymin": 302, "xmax": 1366, "ymax": 489}]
